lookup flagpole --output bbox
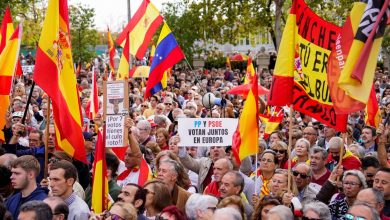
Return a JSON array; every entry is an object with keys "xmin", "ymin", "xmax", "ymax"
[
  {"xmin": 254, "ymin": 69, "xmax": 260, "ymax": 195},
  {"xmin": 336, "ymin": 132, "xmax": 347, "ymax": 182},
  {"xmin": 44, "ymin": 98, "xmax": 51, "ymax": 179},
  {"xmin": 287, "ymin": 104, "xmax": 294, "ymax": 193}
]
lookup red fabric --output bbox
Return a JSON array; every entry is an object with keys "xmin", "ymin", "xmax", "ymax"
[
  {"xmin": 327, "ymin": 153, "xmax": 361, "ymax": 171},
  {"xmin": 204, "ymin": 181, "xmax": 221, "ymax": 197},
  {"xmin": 311, "ymin": 169, "xmax": 331, "ymax": 185}
]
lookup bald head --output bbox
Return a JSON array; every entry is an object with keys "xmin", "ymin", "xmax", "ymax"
[{"xmin": 0, "ymin": 153, "xmax": 17, "ymax": 168}]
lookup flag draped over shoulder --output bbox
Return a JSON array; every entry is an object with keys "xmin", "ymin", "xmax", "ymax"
[
  {"xmin": 244, "ymin": 58, "xmax": 255, "ymax": 84},
  {"xmin": 328, "ymin": 0, "xmax": 390, "ymax": 114},
  {"xmin": 0, "ymin": 25, "xmax": 22, "ymax": 142},
  {"xmin": 232, "ymin": 74, "xmax": 259, "ymax": 164},
  {"xmin": 268, "ymin": 0, "xmax": 348, "ymax": 132},
  {"xmin": 116, "ymin": 0, "xmax": 163, "ymax": 60},
  {"xmin": 144, "ymin": 22, "xmax": 185, "ymax": 99},
  {"xmin": 107, "ymin": 27, "xmax": 115, "ymax": 70},
  {"xmin": 91, "ymin": 131, "xmax": 109, "ymax": 213},
  {"xmin": 33, "ymin": 0, "xmax": 87, "ymax": 163},
  {"xmin": 117, "ymin": 34, "xmax": 130, "ymax": 80}
]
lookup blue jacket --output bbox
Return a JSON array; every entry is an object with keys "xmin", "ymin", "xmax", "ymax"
[{"xmin": 5, "ymin": 186, "xmax": 48, "ymax": 220}]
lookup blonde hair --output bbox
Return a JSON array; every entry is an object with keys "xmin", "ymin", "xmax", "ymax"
[{"xmin": 111, "ymin": 202, "xmax": 137, "ymax": 220}]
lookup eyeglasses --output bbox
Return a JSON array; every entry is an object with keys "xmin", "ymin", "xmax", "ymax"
[
  {"xmin": 141, "ymin": 105, "xmax": 148, "ymax": 108},
  {"xmin": 164, "ymin": 103, "xmax": 172, "ymax": 106},
  {"xmin": 292, "ymin": 170, "xmax": 309, "ymax": 179},
  {"xmin": 103, "ymin": 211, "xmax": 124, "ymax": 220},
  {"xmin": 302, "ymin": 217, "xmax": 321, "ymax": 220},
  {"xmin": 272, "ymin": 149, "xmax": 286, "ymax": 154},
  {"xmin": 207, "ymin": 207, "xmax": 217, "ymax": 212},
  {"xmin": 343, "ymin": 181, "xmax": 361, "ymax": 187},
  {"xmin": 345, "ymin": 213, "xmax": 366, "ymax": 220}
]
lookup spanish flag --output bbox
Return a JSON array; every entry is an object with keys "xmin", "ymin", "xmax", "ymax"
[
  {"xmin": 365, "ymin": 86, "xmax": 381, "ymax": 128},
  {"xmin": 91, "ymin": 131, "xmax": 109, "ymax": 213},
  {"xmin": 0, "ymin": 24, "xmax": 22, "ymax": 142},
  {"xmin": 107, "ymin": 27, "xmax": 115, "ymax": 71},
  {"xmin": 88, "ymin": 66, "xmax": 99, "ymax": 120},
  {"xmin": 117, "ymin": 34, "xmax": 130, "ymax": 80},
  {"xmin": 226, "ymin": 57, "xmax": 231, "ymax": 69},
  {"xmin": 232, "ymin": 74, "xmax": 259, "ymax": 164},
  {"xmin": 259, "ymin": 107, "xmax": 284, "ymax": 139},
  {"xmin": 116, "ymin": 0, "xmax": 163, "ymax": 60},
  {"xmin": 337, "ymin": 0, "xmax": 389, "ymax": 104},
  {"xmin": 0, "ymin": 7, "xmax": 23, "ymax": 77},
  {"xmin": 244, "ymin": 57, "xmax": 255, "ymax": 84},
  {"xmin": 33, "ymin": 0, "xmax": 87, "ymax": 163}
]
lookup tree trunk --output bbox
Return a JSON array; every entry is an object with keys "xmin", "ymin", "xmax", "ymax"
[{"xmin": 274, "ymin": 0, "xmax": 285, "ymax": 51}]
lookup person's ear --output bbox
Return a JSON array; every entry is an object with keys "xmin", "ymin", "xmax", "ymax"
[{"xmin": 66, "ymin": 178, "xmax": 75, "ymax": 186}]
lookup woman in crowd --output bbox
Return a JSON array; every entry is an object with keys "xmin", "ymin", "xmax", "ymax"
[
  {"xmin": 185, "ymin": 194, "xmax": 218, "ymax": 220},
  {"xmin": 251, "ymin": 195, "xmax": 281, "ymax": 220},
  {"xmin": 270, "ymin": 141, "xmax": 288, "ymax": 169},
  {"xmin": 291, "ymin": 138, "xmax": 310, "ymax": 167},
  {"xmin": 268, "ymin": 131, "xmax": 284, "ymax": 146},
  {"xmin": 103, "ymin": 202, "xmax": 137, "ymax": 220},
  {"xmin": 157, "ymin": 205, "xmax": 188, "ymax": 220},
  {"xmin": 269, "ymin": 169, "xmax": 298, "ymax": 198},
  {"xmin": 302, "ymin": 201, "xmax": 331, "ymax": 220},
  {"xmin": 156, "ymin": 128, "xmax": 170, "ymax": 151},
  {"xmin": 252, "ymin": 150, "xmax": 278, "ymax": 199},
  {"xmin": 143, "ymin": 180, "xmax": 173, "ymax": 219},
  {"xmin": 217, "ymin": 195, "xmax": 246, "ymax": 220},
  {"xmin": 328, "ymin": 170, "xmax": 367, "ymax": 219}
]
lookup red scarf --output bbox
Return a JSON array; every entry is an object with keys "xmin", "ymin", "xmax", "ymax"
[{"xmin": 203, "ymin": 181, "xmax": 221, "ymax": 197}]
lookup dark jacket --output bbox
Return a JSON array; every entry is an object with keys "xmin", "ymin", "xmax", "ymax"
[{"xmin": 5, "ymin": 186, "xmax": 48, "ymax": 220}]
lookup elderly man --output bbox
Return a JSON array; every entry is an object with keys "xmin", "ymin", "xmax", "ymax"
[
  {"xmin": 43, "ymin": 196, "xmax": 69, "ymax": 220},
  {"xmin": 356, "ymin": 188, "xmax": 385, "ymax": 218},
  {"xmin": 203, "ymin": 158, "xmax": 233, "ymax": 197},
  {"xmin": 136, "ymin": 120, "xmax": 153, "ymax": 149},
  {"xmin": 317, "ymin": 125, "xmax": 337, "ymax": 149},
  {"xmin": 178, "ymin": 145, "xmax": 226, "ymax": 192},
  {"xmin": 310, "ymin": 146, "xmax": 330, "ymax": 185},
  {"xmin": 17, "ymin": 201, "xmax": 53, "ymax": 220},
  {"xmin": 346, "ymin": 201, "xmax": 381, "ymax": 220},
  {"xmin": 157, "ymin": 159, "xmax": 191, "ymax": 213},
  {"xmin": 302, "ymin": 126, "xmax": 319, "ymax": 148},
  {"xmin": 326, "ymin": 137, "xmax": 361, "ymax": 171}
]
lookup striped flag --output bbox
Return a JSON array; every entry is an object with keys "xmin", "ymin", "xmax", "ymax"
[
  {"xmin": 0, "ymin": 24, "xmax": 22, "ymax": 142},
  {"xmin": 91, "ymin": 131, "xmax": 109, "ymax": 213},
  {"xmin": 232, "ymin": 74, "xmax": 259, "ymax": 164},
  {"xmin": 144, "ymin": 22, "xmax": 184, "ymax": 99},
  {"xmin": 116, "ymin": 0, "xmax": 163, "ymax": 60},
  {"xmin": 33, "ymin": 0, "xmax": 87, "ymax": 163},
  {"xmin": 88, "ymin": 66, "xmax": 99, "ymax": 120},
  {"xmin": 365, "ymin": 86, "xmax": 381, "ymax": 128},
  {"xmin": 117, "ymin": 33, "xmax": 130, "ymax": 80},
  {"xmin": 244, "ymin": 57, "xmax": 255, "ymax": 84},
  {"xmin": 259, "ymin": 107, "xmax": 284, "ymax": 139}
]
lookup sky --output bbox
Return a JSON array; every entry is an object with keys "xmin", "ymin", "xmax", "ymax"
[{"xmin": 68, "ymin": 0, "xmax": 165, "ymax": 32}]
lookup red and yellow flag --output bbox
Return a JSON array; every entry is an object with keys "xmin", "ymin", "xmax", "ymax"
[
  {"xmin": 33, "ymin": 0, "xmax": 87, "ymax": 163},
  {"xmin": 116, "ymin": 0, "xmax": 163, "ymax": 60},
  {"xmin": 0, "ymin": 7, "xmax": 23, "ymax": 77},
  {"xmin": 226, "ymin": 57, "xmax": 231, "ymax": 69},
  {"xmin": 0, "ymin": 25, "xmax": 22, "ymax": 142},
  {"xmin": 88, "ymin": 66, "xmax": 99, "ymax": 120},
  {"xmin": 244, "ymin": 57, "xmax": 255, "ymax": 84},
  {"xmin": 259, "ymin": 107, "xmax": 284, "ymax": 139},
  {"xmin": 117, "ymin": 34, "xmax": 130, "ymax": 80},
  {"xmin": 91, "ymin": 131, "xmax": 109, "ymax": 213},
  {"xmin": 107, "ymin": 27, "xmax": 115, "ymax": 70},
  {"xmin": 268, "ymin": 0, "xmax": 348, "ymax": 132},
  {"xmin": 365, "ymin": 86, "xmax": 381, "ymax": 128},
  {"xmin": 232, "ymin": 74, "xmax": 259, "ymax": 164}
]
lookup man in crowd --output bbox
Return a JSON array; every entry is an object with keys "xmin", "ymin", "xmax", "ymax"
[
  {"xmin": 326, "ymin": 137, "xmax": 361, "ymax": 171},
  {"xmin": 49, "ymin": 160, "xmax": 89, "ymax": 220},
  {"xmin": 6, "ymin": 155, "xmax": 48, "ymax": 219},
  {"xmin": 204, "ymin": 158, "xmax": 233, "ymax": 197},
  {"xmin": 116, "ymin": 183, "xmax": 147, "ymax": 220},
  {"xmin": 157, "ymin": 159, "xmax": 191, "ymax": 213},
  {"xmin": 356, "ymin": 188, "xmax": 385, "ymax": 218},
  {"xmin": 310, "ymin": 146, "xmax": 331, "ymax": 185},
  {"xmin": 373, "ymin": 167, "xmax": 390, "ymax": 218},
  {"xmin": 361, "ymin": 156, "xmax": 380, "ymax": 188},
  {"xmin": 17, "ymin": 200, "xmax": 53, "ymax": 220},
  {"xmin": 361, "ymin": 126, "xmax": 378, "ymax": 154},
  {"xmin": 44, "ymin": 196, "xmax": 69, "ymax": 220},
  {"xmin": 302, "ymin": 126, "xmax": 319, "ymax": 148},
  {"xmin": 317, "ymin": 126, "xmax": 337, "ymax": 149}
]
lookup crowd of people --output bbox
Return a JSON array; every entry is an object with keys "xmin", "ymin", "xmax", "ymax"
[{"xmin": 0, "ymin": 54, "xmax": 390, "ymax": 220}]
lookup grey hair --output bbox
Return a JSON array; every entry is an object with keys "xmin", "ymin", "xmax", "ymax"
[
  {"xmin": 296, "ymin": 138, "xmax": 310, "ymax": 152},
  {"xmin": 348, "ymin": 144, "xmax": 366, "ymax": 159},
  {"xmin": 154, "ymin": 115, "xmax": 167, "ymax": 125},
  {"xmin": 212, "ymin": 207, "xmax": 242, "ymax": 220},
  {"xmin": 224, "ymin": 171, "xmax": 244, "ymax": 194},
  {"xmin": 294, "ymin": 162, "xmax": 312, "ymax": 177},
  {"xmin": 328, "ymin": 137, "xmax": 344, "ymax": 150},
  {"xmin": 159, "ymin": 159, "xmax": 181, "ymax": 175},
  {"xmin": 303, "ymin": 201, "xmax": 331, "ymax": 220},
  {"xmin": 268, "ymin": 205, "xmax": 294, "ymax": 220},
  {"xmin": 216, "ymin": 158, "xmax": 234, "ymax": 171},
  {"xmin": 310, "ymin": 146, "xmax": 328, "ymax": 160},
  {"xmin": 357, "ymin": 188, "xmax": 384, "ymax": 205},
  {"xmin": 186, "ymin": 194, "xmax": 218, "ymax": 220},
  {"xmin": 351, "ymin": 201, "xmax": 381, "ymax": 220},
  {"xmin": 20, "ymin": 200, "xmax": 53, "ymax": 220},
  {"xmin": 343, "ymin": 170, "xmax": 367, "ymax": 188},
  {"xmin": 137, "ymin": 120, "xmax": 151, "ymax": 131}
]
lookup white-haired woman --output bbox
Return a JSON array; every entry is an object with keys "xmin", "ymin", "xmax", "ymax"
[
  {"xmin": 185, "ymin": 194, "xmax": 218, "ymax": 220},
  {"xmin": 302, "ymin": 201, "xmax": 331, "ymax": 220}
]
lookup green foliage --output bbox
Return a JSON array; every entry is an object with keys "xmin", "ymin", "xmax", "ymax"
[{"xmin": 69, "ymin": 4, "xmax": 99, "ymax": 63}]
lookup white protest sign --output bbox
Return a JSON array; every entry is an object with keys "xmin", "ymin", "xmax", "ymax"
[
  {"xmin": 178, "ymin": 118, "xmax": 238, "ymax": 147},
  {"xmin": 103, "ymin": 81, "xmax": 129, "ymax": 147},
  {"xmin": 22, "ymin": 65, "xmax": 34, "ymax": 75}
]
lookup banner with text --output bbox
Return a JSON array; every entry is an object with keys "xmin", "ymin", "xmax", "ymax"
[
  {"xmin": 103, "ymin": 80, "xmax": 129, "ymax": 147},
  {"xmin": 178, "ymin": 118, "xmax": 238, "ymax": 147}
]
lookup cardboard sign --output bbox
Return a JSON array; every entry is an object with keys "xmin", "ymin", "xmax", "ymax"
[
  {"xmin": 178, "ymin": 118, "xmax": 238, "ymax": 147},
  {"xmin": 103, "ymin": 80, "xmax": 129, "ymax": 147},
  {"xmin": 22, "ymin": 65, "xmax": 34, "ymax": 75}
]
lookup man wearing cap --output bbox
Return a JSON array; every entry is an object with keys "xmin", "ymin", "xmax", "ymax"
[{"xmin": 83, "ymin": 132, "xmax": 96, "ymax": 167}]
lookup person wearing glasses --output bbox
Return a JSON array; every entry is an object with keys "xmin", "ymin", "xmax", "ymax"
[
  {"xmin": 269, "ymin": 141, "xmax": 288, "ymax": 169},
  {"xmin": 302, "ymin": 126, "xmax": 319, "ymax": 148},
  {"xmin": 43, "ymin": 196, "xmax": 69, "ymax": 220},
  {"xmin": 355, "ymin": 188, "xmax": 385, "ymax": 219},
  {"xmin": 185, "ymin": 194, "xmax": 218, "ymax": 220},
  {"xmin": 251, "ymin": 150, "xmax": 278, "ymax": 200},
  {"xmin": 301, "ymin": 201, "xmax": 331, "ymax": 220},
  {"xmin": 345, "ymin": 201, "xmax": 381, "ymax": 220},
  {"xmin": 142, "ymin": 180, "xmax": 173, "ymax": 219}
]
